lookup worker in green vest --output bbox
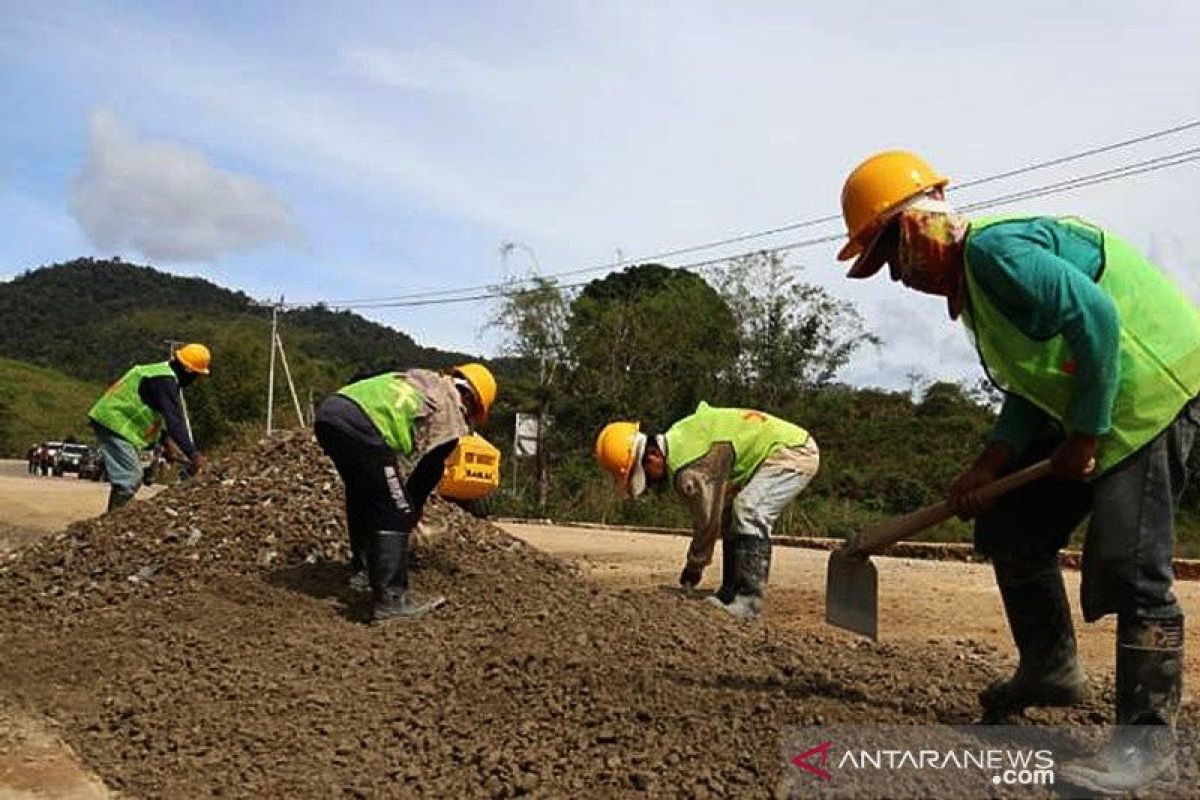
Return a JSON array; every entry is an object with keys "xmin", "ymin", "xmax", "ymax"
[
  {"xmin": 87, "ymin": 343, "xmax": 211, "ymax": 512},
  {"xmin": 837, "ymin": 150, "xmax": 1200, "ymax": 793},
  {"xmin": 595, "ymin": 403, "xmax": 820, "ymax": 619},
  {"xmin": 314, "ymin": 363, "xmax": 497, "ymax": 623}
]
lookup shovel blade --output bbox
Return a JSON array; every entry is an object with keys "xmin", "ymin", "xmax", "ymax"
[{"xmin": 825, "ymin": 550, "xmax": 879, "ymax": 640}]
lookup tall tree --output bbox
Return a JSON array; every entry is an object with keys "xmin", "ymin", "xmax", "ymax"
[
  {"xmin": 488, "ymin": 275, "xmax": 570, "ymax": 512},
  {"xmin": 563, "ymin": 264, "xmax": 739, "ymax": 436},
  {"xmin": 710, "ymin": 252, "xmax": 879, "ymax": 410}
]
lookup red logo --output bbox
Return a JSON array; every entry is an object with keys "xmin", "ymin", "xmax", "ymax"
[{"xmin": 791, "ymin": 741, "xmax": 834, "ymax": 781}]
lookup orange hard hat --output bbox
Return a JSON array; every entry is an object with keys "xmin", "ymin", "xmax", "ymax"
[
  {"xmin": 594, "ymin": 421, "xmax": 648, "ymax": 496},
  {"xmin": 838, "ymin": 151, "xmax": 948, "ymax": 275},
  {"xmin": 174, "ymin": 343, "xmax": 211, "ymax": 374},
  {"xmin": 452, "ymin": 363, "xmax": 497, "ymax": 424}
]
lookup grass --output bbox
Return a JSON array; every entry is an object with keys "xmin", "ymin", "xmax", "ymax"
[{"xmin": 0, "ymin": 357, "xmax": 103, "ymax": 457}]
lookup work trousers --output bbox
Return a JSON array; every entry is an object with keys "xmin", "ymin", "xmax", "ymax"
[{"xmin": 976, "ymin": 399, "xmax": 1198, "ymax": 621}]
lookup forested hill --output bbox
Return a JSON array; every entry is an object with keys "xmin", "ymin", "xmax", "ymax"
[
  {"xmin": 0, "ymin": 258, "xmax": 469, "ymax": 383},
  {"xmin": 0, "ymin": 258, "xmax": 480, "ymax": 449}
]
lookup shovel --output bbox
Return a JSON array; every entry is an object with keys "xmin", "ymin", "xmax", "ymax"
[{"xmin": 825, "ymin": 459, "xmax": 1053, "ymax": 640}]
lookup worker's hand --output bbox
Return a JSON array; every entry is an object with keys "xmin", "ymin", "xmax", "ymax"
[
  {"xmin": 947, "ymin": 443, "xmax": 1011, "ymax": 521},
  {"xmin": 186, "ymin": 453, "xmax": 208, "ymax": 476},
  {"xmin": 1050, "ymin": 433, "xmax": 1097, "ymax": 481},
  {"xmin": 679, "ymin": 564, "xmax": 703, "ymax": 589}
]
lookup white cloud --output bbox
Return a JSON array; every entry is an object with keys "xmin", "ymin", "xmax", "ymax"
[{"xmin": 68, "ymin": 110, "xmax": 301, "ymax": 262}]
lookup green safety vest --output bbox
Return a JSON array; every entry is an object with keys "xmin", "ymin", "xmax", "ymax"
[
  {"xmin": 88, "ymin": 361, "xmax": 176, "ymax": 448},
  {"xmin": 963, "ymin": 216, "xmax": 1200, "ymax": 474},
  {"xmin": 664, "ymin": 401, "xmax": 809, "ymax": 486},
  {"xmin": 337, "ymin": 373, "xmax": 425, "ymax": 455}
]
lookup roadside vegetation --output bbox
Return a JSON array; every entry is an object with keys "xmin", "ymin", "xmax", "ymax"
[{"xmin": 2, "ymin": 256, "xmax": 1197, "ymax": 555}]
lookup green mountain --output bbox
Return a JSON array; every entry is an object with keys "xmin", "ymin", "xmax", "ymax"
[{"xmin": 0, "ymin": 258, "xmax": 481, "ymax": 451}]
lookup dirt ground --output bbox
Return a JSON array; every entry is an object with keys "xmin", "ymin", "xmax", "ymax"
[
  {"xmin": 1, "ymin": 442, "xmax": 1198, "ymax": 797},
  {"xmin": 0, "ymin": 460, "xmax": 110, "ymax": 545},
  {"xmin": 499, "ymin": 523, "xmax": 1200, "ymax": 690}
]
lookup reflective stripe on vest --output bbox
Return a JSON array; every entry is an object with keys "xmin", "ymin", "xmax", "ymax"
[
  {"xmin": 87, "ymin": 362, "xmax": 176, "ymax": 448},
  {"xmin": 664, "ymin": 401, "xmax": 809, "ymax": 486},
  {"xmin": 963, "ymin": 216, "xmax": 1200, "ymax": 473},
  {"xmin": 337, "ymin": 373, "xmax": 425, "ymax": 455}
]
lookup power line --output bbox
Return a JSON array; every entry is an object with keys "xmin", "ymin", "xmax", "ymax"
[
  {"xmin": 327, "ymin": 146, "xmax": 1200, "ymax": 311},
  {"xmin": 959, "ymin": 146, "xmax": 1200, "ymax": 212},
  {"xmin": 952, "ymin": 118, "xmax": 1200, "ymax": 191},
  {"xmin": 285, "ymin": 121, "xmax": 1200, "ymax": 311}
]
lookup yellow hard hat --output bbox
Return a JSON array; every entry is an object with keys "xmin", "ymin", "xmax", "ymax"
[
  {"xmin": 838, "ymin": 150, "xmax": 948, "ymax": 275},
  {"xmin": 595, "ymin": 421, "xmax": 648, "ymax": 496},
  {"xmin": 452, "ymin": 363, "xmax": 497, "ymax": 424},
  {"xmin": 174, "ymin": 343, "xmax": 211, "ymax": 374}
]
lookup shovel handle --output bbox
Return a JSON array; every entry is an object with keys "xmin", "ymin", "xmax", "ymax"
[{"xmin": 843, "ymin": 459, "xmax": 1053, "ymax": 557}]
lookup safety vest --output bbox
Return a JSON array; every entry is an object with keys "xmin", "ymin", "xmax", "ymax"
[
  {"xmin": 664, "ymin": 402, "xmax": 809, "ymax": 486},
  {"xmin": 963, "ymin": 216, "xmax": 1200, "ymax": 473},
  {"xmin": 337, "ymin": 373, "xmax": 425, "ymax": 455},
  {"xmin": 88, "ymin": 361, "xmax": 176, "ymax": 448}
]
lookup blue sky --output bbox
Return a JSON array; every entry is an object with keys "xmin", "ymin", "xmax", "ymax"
[{"xmin": 2, "ymin": 1, "xmax": 1198, "ymax": 387}]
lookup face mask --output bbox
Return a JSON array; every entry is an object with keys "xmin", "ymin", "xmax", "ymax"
[{"xmin": 893, "ymin": 204, "xmax": 968, "ymax": 298}]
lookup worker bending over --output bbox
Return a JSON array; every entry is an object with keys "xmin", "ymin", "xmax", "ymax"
[
  {"xmin": 837, "ymin": 150, "xmax": 1200, "ymax": 793},
  {"xmin": 314, "ymin": 363, "xmax": 496, "ymax": 622},
  {"xmin": 596, "ymin": 403, "xmax": 819, "ymax": 619}
]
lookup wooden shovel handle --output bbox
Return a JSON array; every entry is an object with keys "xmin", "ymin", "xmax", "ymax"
[{"xmin": 843, "ymin": 459, "xmax": 1053, "ymax": 557}]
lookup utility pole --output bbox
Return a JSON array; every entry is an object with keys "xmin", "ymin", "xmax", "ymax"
[
  {"xmin": 263, "ymin": 296, "xmax": 305, "ymax": 432},
  {"xmin": 266, "ymin": 303, "xmax": 278, "ymax": 435}
]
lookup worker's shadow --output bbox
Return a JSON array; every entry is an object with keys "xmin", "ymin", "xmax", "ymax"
[{"xmin": 265, "ymin": 561, "xmax": 372, "ymax": 623}]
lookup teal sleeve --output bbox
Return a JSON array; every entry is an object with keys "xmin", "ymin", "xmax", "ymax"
[
  {"xmin": 967, "ymin": 221, "xmax": 1120, "ymax": 436},
  {"xmin": 989, "ymin": 392, "xmax": 1047, "ymax": 452}
]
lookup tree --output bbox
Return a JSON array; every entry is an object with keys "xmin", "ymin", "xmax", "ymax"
[
  {"xmin": 488, "ymin": 275, "xmax": 570, "ymax": 513},
  {"xmin": 563, "ymin": 264, "xmax": 739, "ymax": 437},
  {"xmin": 710, "ymin": 252, "xmax": 879, "ymax": 410}
]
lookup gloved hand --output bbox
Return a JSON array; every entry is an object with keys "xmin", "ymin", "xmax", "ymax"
[
  {"xmin": 185, "ymin": 453, "xmax": 208, "ymax": 477},
  {"xmin": 679, "ymin": 564, "xmax": 703, "ymax": 589},
  {"xmin": 1050, "ymin": 433, "xmax": 1097, "ymax": 480},
  {"xmin": 947, "ymin": 442, "xmax": 1011, "ymax": 520}
]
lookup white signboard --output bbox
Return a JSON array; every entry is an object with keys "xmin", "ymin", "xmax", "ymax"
[{"xmin": 514, "ymin": 413, "xmax": 541, "ymax": 458}]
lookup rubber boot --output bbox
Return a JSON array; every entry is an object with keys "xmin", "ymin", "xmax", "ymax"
[
  {"xmin": 979, "ymin": 554, "xmax": 1086, "ymax": 722},
  {"xmin": 368, "ymin": 530, "xmax": 445, "ymax": 623},
  {"xmin": 347, "ymin": 522, "xmax": 370, "ymax": 592},
  {"xmin": 1058, "ymin": 616, "xmax": 1183, "ymax": 795},
  {"xmin": 106, "ymin": 486, "xmax": 136, "ymax": 512},
  {"xmin": 707, "ymin": 535, "xmax": 770, "ymax": 619},
  {"xmin": 715, "ymin": 532, "xmax": 737, "ymax": 604}
]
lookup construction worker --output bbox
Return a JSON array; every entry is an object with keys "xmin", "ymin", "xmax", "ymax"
[
  {"xmin": 314, "ymin": 363, "xmax": 496, "ymax": 622},
  {"xmin": 837, "ymin": 150, "xmax": 1200, "ymax": 793},
  {"xmin": 595, "ymin": 403, "xmax": 819, "ymax": 619},
  {"xmin": 87, "ymin": 344, "xmax": 210, "ymax": 511}
]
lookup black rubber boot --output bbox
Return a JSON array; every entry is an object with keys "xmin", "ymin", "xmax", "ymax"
[
  {"xmin": 979, "ymin": 554, "xmax": 1086, "ymax": 722},
  {"xmin": 708, "ymin": 535, "xmax": 770, "ymax": 619},
  {"xmin": 1058, "ymin": 616, "xmax": 1183, "ymax": 795},
  {"xmin": 347, "ymin": 522, "xmax": 370, "ymax": 592},
  {"xmin": 715, "ymin": 532, "xmax": 737, "ymax": 604},
  {"xmin": 106, "ymin": 486, "xmax": 136, "ymax": 512},
  {"xmin": 368, "ymin": 530, "xmax": 445, "ymax": 623}
]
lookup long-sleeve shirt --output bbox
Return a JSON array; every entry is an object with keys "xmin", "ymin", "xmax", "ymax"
[
  {"xmin": 964, "ymin": 217, "xmax": 1120, "ymax": 452},
  {"xmin": 138, "ymin": 375, "xmax": 199, "ymax": 459}
]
